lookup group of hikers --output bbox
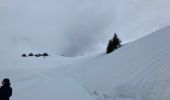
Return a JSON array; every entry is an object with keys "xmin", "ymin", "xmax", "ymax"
[{"xmin": 0, "ymin": 78, "xmax": 12, "ymax": 100}]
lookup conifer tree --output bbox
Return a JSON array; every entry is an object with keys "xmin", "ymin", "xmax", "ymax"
[{"xmin": 106, "ymin": 33, "xmax": 121, "ymax": 54}]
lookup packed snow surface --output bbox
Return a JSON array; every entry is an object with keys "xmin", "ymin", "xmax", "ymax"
[{"xmin": 0, "ymin": 26, "xmax": 170, "ymax": 100}]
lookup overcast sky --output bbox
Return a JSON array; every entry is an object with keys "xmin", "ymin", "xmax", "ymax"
[{"xmin": 0, "ymin": 0, "xmax": 170, "ymax": 56}]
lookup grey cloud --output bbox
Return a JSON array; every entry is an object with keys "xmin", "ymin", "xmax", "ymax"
[{"xmin": 0, "ymin": 0, "xmax": 170, "ymax": 56}]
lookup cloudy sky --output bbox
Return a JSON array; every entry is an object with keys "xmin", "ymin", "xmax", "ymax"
[{"xmin": 0, "ymin": 0, "xmax": 170, "ymax": 56}]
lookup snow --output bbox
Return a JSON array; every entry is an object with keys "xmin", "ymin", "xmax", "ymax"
[{"xmin": 0, "ymin": 26, "xmax": 170, "ymax": 100}]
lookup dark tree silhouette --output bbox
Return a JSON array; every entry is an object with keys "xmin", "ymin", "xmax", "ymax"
[
  {"xmin": 28, "ymin": 53, "xmax": 34, "ymax": 56},
  {"xmin": 106, "ymin": 33, "xmax": 121, "ymax": 54},
  {"xmin": 22, "ymin": 54, "xmax": 27, "ymax": 57},
  {"xmin": 42, "ymin": 53, "xmax": 49, "ymax": 56}
]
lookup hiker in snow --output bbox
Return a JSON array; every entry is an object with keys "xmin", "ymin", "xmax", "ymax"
[{"xmin": 0, "ymin": 78, "xmax": 12, "ymax": 100}]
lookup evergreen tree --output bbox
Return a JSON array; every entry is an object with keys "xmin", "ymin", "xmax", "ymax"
[{"xmin": 106, "ymin": 33, "xmax": 121, "ymax": 54}]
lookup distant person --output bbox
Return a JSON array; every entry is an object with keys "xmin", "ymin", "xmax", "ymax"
[{"xmin": 0, "ymin": 78, "xmax": 12, "ymax": 100}]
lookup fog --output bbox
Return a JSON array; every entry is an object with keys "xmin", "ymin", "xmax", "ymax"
[{"xmin": 0, "ymin": 0, "xmax": 170, "ymax": 56}]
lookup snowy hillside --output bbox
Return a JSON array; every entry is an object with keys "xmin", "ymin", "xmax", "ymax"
[
  {"xmin": 0, "ymin": 26, "xmax": 170, "ymax": 100},
  {"xmin": 70, "ymin": 26, "xmax": 170, "ymax": 100}
]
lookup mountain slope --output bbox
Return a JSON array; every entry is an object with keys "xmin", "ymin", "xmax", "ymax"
[{"xmin": 70, "ymin": 26, "xmax": 170, "ymax": 100}]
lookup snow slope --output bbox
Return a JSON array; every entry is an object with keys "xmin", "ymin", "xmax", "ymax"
[
  {"xmin": 0, "ymin": 26, "xmax": 170, "ymax": 100},
  {"xmin": 70, "ymin": 26, "xmax": 170, "ymax": 100}
]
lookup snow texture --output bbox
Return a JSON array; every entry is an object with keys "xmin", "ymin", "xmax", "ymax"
[{"xmin": 0, "ymin": 26, "xmax": 170, "ymax": 100}]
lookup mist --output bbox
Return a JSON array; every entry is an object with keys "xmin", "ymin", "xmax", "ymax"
[{"xmin": 0, "ymin": 0, "xmax": 170, "ymax": 56}]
